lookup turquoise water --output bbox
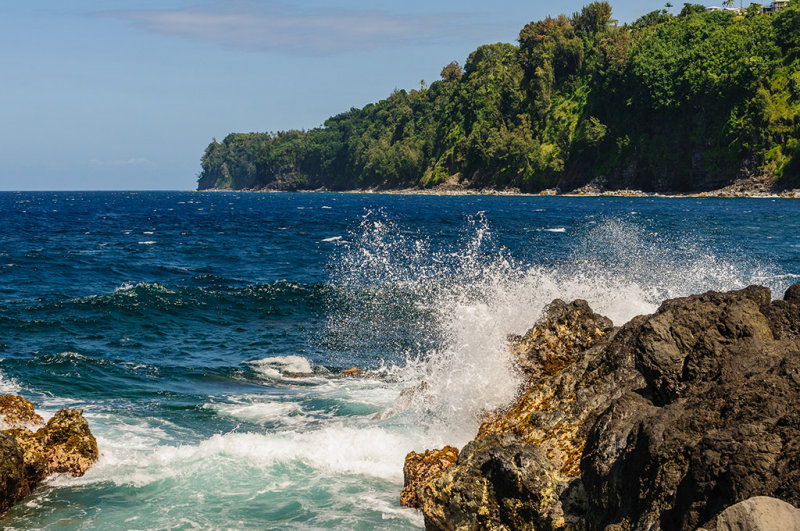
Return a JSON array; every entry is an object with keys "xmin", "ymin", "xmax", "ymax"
[{"xmin": 0, "ymin": 191, "xmax": 798, "ymax": 529}]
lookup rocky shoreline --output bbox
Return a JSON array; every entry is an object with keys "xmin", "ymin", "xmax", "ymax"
[
  {"xmin": 402, "ymin": 283, "xmax": 800, "ymax": 530},
  {"xmin": 198, "ymin": 185, "xmax": 800, "ymax": 199},
  {"xmin": 0, "ymin": 396, "xmax": 98, "ymax": 515}
]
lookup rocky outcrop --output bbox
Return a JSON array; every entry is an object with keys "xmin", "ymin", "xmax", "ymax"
[
  {"xmin": 421, "ymin": 434, "xmax": 585, "ymax": 530},
  {"xmin": 0, "ymin": 397, "xmax": 98, "ymax": 515},
  {"xmin": 410, "ymin": 282, "xmax": 800, "ymax": 530},
  {"xmin": 699, "ymin": 496, "xmax": 800, "ymax": 530},
  {"xmin": 582, "ymin": 285, "xmax": 800, "ymax": 530},
  {"xmin": 477, "ymin": 299, "xmax": 631, "ymax": 478},
  {"xmin": 401, "ymin": 446, "xmax": 459, "ymax": 509}
]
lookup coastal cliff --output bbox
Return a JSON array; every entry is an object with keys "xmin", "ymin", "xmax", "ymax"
[
  {"xmin": 198, "ymin": 2, "xmax": 800, "ymax": 195},
  {"xmin": 402, "ymin": 283, "xmax": 800, "ymax": 530}
]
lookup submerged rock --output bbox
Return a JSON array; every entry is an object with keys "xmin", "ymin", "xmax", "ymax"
[
  {"xmin": 342, "ymin": 366, "xmax": 365, "ymax": 377},
  {"xmin": 413, "ymin": 282, "xmax": 800, "ymax": 530},
  {"xmin": 401, "ymin": 446, "xmax": 459, "ymax": 509},
  {"xmin": 0, "ymin": 400, "xmax": 98, "ymax": 515}
]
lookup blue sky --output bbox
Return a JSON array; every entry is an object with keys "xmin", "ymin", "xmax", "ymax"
[{"xmin": 1, "ymin": 1, "xmax": 675, "ymax": 191}]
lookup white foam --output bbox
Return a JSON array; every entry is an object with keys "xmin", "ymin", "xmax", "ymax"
[
  {"xmin": 245, "ymin": 356, "xmax": 313, "ymax": 379},
  {"xmin": 321, "ymin": 236, "xmax": 342, "ymax": 243},
  {"xmin": 205, "ymin": 399, "xmax": 307, "ymax": 427},
  {"xmin": 543, "ymin": 227, "xmax": 566, "ymax": 233}
]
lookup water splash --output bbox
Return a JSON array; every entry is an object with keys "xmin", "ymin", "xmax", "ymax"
[{"xmin": 326, "ymin": 211, "xmax": 781, "ymax": 445}]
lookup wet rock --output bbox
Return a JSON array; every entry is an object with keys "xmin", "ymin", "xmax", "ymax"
[
  {"xmin": 583, "ymin": 284, "xmax": 800, "ymax": 530},
  {"xmin": 401, "ymin": 446, "xmax": 458, "ymax": 509},
  {"xmin": 418, "ymin": 282, "xmax": 800, "ymax": 530},
  {"xmin": 478, "ymin": 301, "xmax": 643, "ymax": 477},
  {"xmin": 342, "ymin": 366, "xmax": 365, "ymax": 377},
  {"xmin": 0, "ymin": 401, "xmax": 99, "ymax": 515},
  {"xmin": 42, "ymin": 409, "xmax": 99, "ymax": 476},
  {"xmin": 698, "ymin": 496, "xmax": 800, "ymax": 531},
  {"xmin": 0, "ymin": 432, "xmax": 29, "ymax": 514},
  {"xmin": 421, "ymin": 434, "xmax": 575, "ymax": 530},
  {"xmin": 0, "ymin": 395, "xmax": 44, "ymax": 429},
  {"xmin": 506, "ymin": 299, "xmax": 614, "ymax": 381}
]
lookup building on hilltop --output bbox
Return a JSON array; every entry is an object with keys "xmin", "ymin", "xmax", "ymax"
[{"xmin": 762, "ymin": 0, "xmax": 789, "ymax": 12}]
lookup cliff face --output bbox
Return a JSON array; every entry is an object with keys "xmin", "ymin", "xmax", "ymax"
[{"xmin": 403, "ymin": 283, "xmax": 800, "ymax": 530}]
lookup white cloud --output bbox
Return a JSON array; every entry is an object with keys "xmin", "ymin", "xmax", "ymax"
[{"xmin": 96, "ymin": 1, "xmax": 488, "ymax": 55}]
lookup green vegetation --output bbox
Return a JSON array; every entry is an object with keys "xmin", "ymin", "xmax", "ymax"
[{"xmin": 198, "ymin": 1, "xmax": 800, "ymax": 192}]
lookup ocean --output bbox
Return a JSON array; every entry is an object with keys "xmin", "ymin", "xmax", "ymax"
[{"xmin": 0, "ymin": 191, "xmax": 798, "ymax": 529}]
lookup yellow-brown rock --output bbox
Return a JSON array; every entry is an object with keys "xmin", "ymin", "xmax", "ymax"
[
  {"xmin": 342, "ymin": 366, "xmax": 365, "ymax": 377},
  {"xmin": 478, "ymin": 299, "xmax": 620, "ymax": 477},
  {"xmin": 400, "ymin": 446, "xmax": 459, "ymax": 508},
  {"xmin": 0, "ymin": 395, "xmax": 44, "ymax": 429},
  {"xmin": 41, "ymin": 409, "xmax": 99, "ymax": 476},
  {"xmin": 0, "ymin": 399, "xmax": 99, "ymax": 515}
]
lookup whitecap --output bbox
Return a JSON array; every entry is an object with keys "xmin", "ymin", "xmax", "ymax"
[
  {"xmin": 245, "ymin": 355, "xmax": 313, "ymax": 379},
  {"xmin": 321, "ymin": 236, "xmax": 342, "ymax": 243},
  {"xmin": 543, "ymin": 227, "xmax": 566, "ymax": 233}
]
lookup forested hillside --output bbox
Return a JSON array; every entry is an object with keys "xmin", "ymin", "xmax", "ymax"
[{"xmin": 197, "ymin": 2, "xmax": 800, "ymax": 193}]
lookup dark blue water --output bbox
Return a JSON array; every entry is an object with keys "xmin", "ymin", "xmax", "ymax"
[{"xmin": 0, "ymin": 191, "xmax": 798, "ymax": 529}]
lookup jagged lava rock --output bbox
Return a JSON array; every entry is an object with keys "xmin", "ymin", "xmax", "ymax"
[
  {"xmin": 0, "ymin": 395, "xmax": 44, "ymax": 429},
  {"xmin": 582, "ymin": 284, "xmax": 800, "ymax": 530},
  {"xmin": 699, "ymin": 496, "xmax": 800, "ymax": 531},
  {"xmin": 401, "ymin": 446, "xmax": 459, "ymax": 509},
  {"xmin": 478, "ymin": 299, "xmax": 641, "ymax": 478},
  {"xmin": 422, "ymin": 433, "xmax": 574, "ymax": 531}
]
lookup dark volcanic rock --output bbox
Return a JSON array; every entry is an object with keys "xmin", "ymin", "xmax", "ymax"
[
  {"xmin": 417, "ymin": 282, "xmax": 800, "ymax": 530},
  {"xmin": 583, "ymin": 284, "xmax": 800, "ymax": 530}
]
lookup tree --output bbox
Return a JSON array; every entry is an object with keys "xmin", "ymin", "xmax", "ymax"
[
  {"xmin": 441, "ymin": 61, "xmax": 463, "ymax": 81},
  {"xmin": 573, "ymin": 1, "xmax": 613, "ymax": 34}
]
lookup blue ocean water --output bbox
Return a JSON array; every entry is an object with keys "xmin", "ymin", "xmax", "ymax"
[{"xmin": 0, "ymin": 191, "xmax": 798, "ymax": 529}]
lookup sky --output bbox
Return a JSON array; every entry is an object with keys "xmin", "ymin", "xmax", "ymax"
[{"xmin": 1, "ymin": 0, "xmax": 678, "ymax": 191}]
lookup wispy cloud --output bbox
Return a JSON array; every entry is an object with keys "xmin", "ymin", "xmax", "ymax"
[
  {"xmin": 97, "ymin": 1, "xmax": 489, "ymax": 55},
  {"xmin": 89, "ymin": 157, "xmax": 154, "ymax": 168}
]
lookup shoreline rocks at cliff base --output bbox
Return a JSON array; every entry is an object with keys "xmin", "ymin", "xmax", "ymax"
[
  {"xmin": 0, "ymin": 396, "xmax": 98, "ymax": 515},
  {"xmin": 406, "ymin": 282, "xmax": 800, "ymax": 530}
]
